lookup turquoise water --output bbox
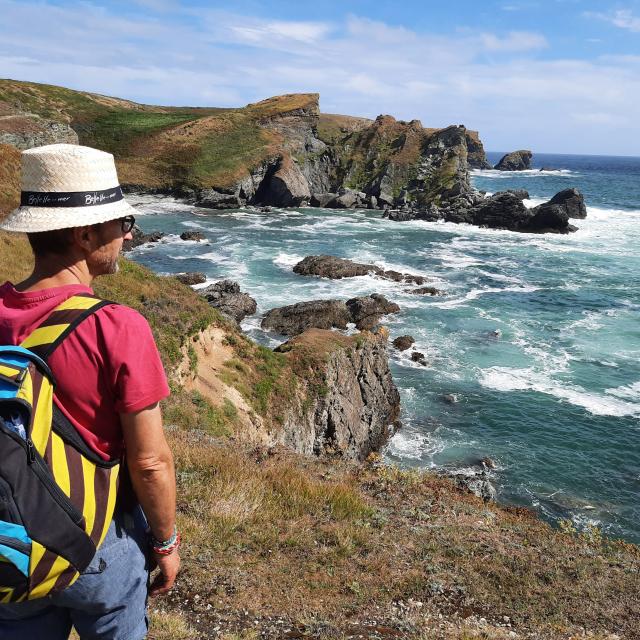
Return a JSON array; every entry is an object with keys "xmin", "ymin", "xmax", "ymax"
[{"xmin": 128, "ymin": 152, "xmax": 640, "ymax": 543}]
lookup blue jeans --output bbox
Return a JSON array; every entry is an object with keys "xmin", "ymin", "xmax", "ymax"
[{"xmin": 0, "ymin": 509, "xmax": 150, "ymax": 640}]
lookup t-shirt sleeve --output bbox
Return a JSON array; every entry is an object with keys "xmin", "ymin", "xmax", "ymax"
[{"xmin": 96, "ymin": 305, "xmax": 170, "ymax": 413}]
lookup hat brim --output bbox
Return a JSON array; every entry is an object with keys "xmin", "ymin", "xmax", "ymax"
[{"xmin": 0, "ymin": 198, "xmax": 137, "ymax": 233}]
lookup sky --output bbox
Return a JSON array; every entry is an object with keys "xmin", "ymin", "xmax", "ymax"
[{"xmin": 1, "ymin": 0, "xmax": 639, "ymax": 155}]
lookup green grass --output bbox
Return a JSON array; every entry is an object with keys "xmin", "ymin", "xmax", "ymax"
[{"xmin": 81, "ymin": 110, "xmax": 196, "ymax": 156}]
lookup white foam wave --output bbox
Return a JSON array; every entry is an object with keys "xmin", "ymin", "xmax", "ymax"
[
  {"xmin": 471, "ymin": 168, "xmax": 577, "ymax": 178},
  {"xmin": 606, "ymin": 381, "xmax": 640, "ymax": 402},
  {"xmin": 273, "ymin": 252, "xmax": 304, "ymax": 270},
  {"xmin": 480, "ymin": 366, "xmax": 640, "ymax": 417},
  {"xmin": 433, "ymin": 284, "xmax": 540, "ymax": 309}
]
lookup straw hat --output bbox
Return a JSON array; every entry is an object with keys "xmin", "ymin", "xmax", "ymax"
[{"xmin": 0, "ymin": 144, "xmax": 136, "ymax": 233}]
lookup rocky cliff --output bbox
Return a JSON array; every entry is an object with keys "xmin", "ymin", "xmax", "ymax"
[{"xmin": 0, "ymin": 79, "xmax": 489, "ymax": 213}]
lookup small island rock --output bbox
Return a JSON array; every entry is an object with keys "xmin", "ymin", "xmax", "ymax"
[{"xmin": 495, "ymin": 150, "xmax": 532, "ymax": 171}]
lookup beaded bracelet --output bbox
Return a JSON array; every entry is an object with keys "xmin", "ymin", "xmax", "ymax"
[{"xmin": 151, "ymin": 526, "xmax": 180, "ymax": 555}]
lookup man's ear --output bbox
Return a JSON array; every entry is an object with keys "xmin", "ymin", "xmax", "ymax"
[{"xmin": 72, "ymin": 225, "xmax": 95, "ymax": 252}]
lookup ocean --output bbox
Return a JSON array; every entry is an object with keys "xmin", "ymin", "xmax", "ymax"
[{"xmin": 127, "ymin": 151, "xmax": 640, "ymax": 543}]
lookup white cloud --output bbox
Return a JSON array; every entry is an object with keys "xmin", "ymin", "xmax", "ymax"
[
  {"xmin": 479, "ymin": 31, "xmax": 548, "ymax": 51},
  {"xmin": 585, "ymin": 9, "xmax": 640, "ymax": 33},
  {"xmin": 0, "ymin": 1, "xmax": 638, "ymax": 153}
]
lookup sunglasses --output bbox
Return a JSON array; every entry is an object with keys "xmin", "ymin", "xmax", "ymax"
[{"xmin": 119, "ymin": 215, "xmax": 135, "ymax": 233}]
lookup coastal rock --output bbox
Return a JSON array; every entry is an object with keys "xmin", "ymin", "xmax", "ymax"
[
  {"xmin": 257, "ymin": 154, "xmax": 311, "ymax": 207},
  {"xmin": 470, "ymin": 192, "xmax": 532, "ymax": 230},
  {"xmin": 411, "ymin": 351, "xmax": 427, "ymax": 365},
  {"xmin": 180, "ymin": 230, "xmax": 205, "ymax": 242},
  {"xmin": 262, "ymin": 300, "xmax": 352, "ymax": 335},
  {"xmin": 495, "ymin": 150, "xmax": 532, "ymax": 171},
  {"xmin": 386, "ymin": 209, "xmax": 415, "ymax": 222},
  {"xmin": 199, "ymin": 280, "xmax": 257, "ymax": 324},
  {"xmin": 548, "ymin": 188, "xmax": 587, "ymax": 219},
  {"xmin": 122, "ymin": 225, "xmax": 165, "ymax": 251},
  {"xmin": 527, "ymin": 202, "xmax": 574, "ymax": 234},
  {"xmin": 409, "ymin": 286, "xmax": 441, "ymax": 296},
  {"xmin": 262, "ymin": 294, "xmax": 400, "ymax": 335},
  {"xmin": 310, "ymin": 192, "xmax": 337, "ymax": 207},
  {"xmin": 465, "ymin": 130, "xmax": 492, "ymax": 169},
  {"xmin": 175, "ymin": 272, "xmax": 206, "ymax": 286},
  {"xmin": 293, "ymin": 255, "xmax": 428, "ymax": 286},
  {"xmin": 346, "ymin": 294, "xmax": 400, "ymax": 330},
  {"xmin": 293, "ymin": 255, "xmax": 374, "ymax": 279},
  {"xmin": 276, "ymin": 329, "xmax": 400, "ymax": 460},
  {"xmin": 196, "ymin": 188, "xmax": 241, "ymax": 209},
  {"xmin": 393, "ymin": 335, "xmax": 415, "ymax": 351},
  {"xmin": 454, "ymin": 471, "xmax": 497, "ymax": 502},
  {"xmin": 506, "ymin": 189, "xmax": 530, "ymax": 200},
  {"xmin": 0, "ymin": 114, "xmax": 78, "ymax": 150},
  {"xmin": 327, "ymin": 189, "xmax": 358, "ymax": 209}
]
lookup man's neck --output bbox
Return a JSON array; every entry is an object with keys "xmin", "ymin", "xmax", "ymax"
[{"xmin": 15, "ymin": 259, "xmax": 93, "ymax": 292}]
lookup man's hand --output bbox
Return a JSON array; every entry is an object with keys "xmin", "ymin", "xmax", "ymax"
[{"xmin": 150, "ymin": 550, "xmax": 181, "ymax": 597}]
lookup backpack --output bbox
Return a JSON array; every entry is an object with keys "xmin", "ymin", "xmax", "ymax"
[{"xmin": 0, "ymin": 293, "xmax": 121, "ymax": 603}]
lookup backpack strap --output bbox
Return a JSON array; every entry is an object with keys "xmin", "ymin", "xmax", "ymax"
[{"xmin": 19, "ymin": 293, "xmax": 115, "ymax": 362}]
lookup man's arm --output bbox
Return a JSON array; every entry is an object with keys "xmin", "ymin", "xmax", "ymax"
[{"xmin": 120, "ymin": 402, "xmax": 180, "ymax": 596}]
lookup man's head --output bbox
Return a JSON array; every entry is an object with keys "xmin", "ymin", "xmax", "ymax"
[
  {"xmin": 1, "ymin": 144, "xmax": 137, "ymax": 276},
  {"xmin": 26, "ymin": 215, "xmax": 135, "ymax": 276}
]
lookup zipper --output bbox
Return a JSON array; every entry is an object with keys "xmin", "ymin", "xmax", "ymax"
[
  {"xmin": 26, "ymin": 439, "xmax": 84, "ymax": 526},
  {"xmin": 0, "ymin": 421, "xmax": 84, "ymax": 527},
  {"xmin": 0, "ymin": 534, "xmax": 31, "ymax": 556}
]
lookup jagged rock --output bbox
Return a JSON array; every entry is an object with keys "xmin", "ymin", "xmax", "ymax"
[
  {"xmin": 414, "ymin": 205, "xmax": 444, "ymax": 222},
  {"xmin": 442, "ymin": 393, "xmax": 459, "ymax": 404},
  {"xmin": 411, "ymin": 351, "xmax": 427, "ymax": 365},
  {"xmin": 346, "ymin": 294, "xmax": 400, "ymax": 330},
  {"xmin": 262, "ymin": 294, "xmax": 400, "ymax": 335},
  {"xmin": 527, "ymin": 202, "xmax": 574, "ymax": 233},
  {"xmin": 382, "ymin": 271, "xmax": 425, "ymax": 285},
  {"xmin": 548, "ymin": 188, "xmax": 587, "ymax": 219},
  {"xmin": 471, "ymin": 192, "xmax": 533, "ymax": 230},
  {"xmin": 495, "ymin": 150, "xmax": 532, "ymax": 171},
  {"xmin": 393, "ymin": 335, "xmax": 415, "ymax": 351},
  {"xmin": 199, "ymin": 280, "xmax": 257, "ymax": 324},
  {"xmin": 386, "ymin": 210, "xmax": 415, "ymax": 222},
  {"xmin": 409, "ymin": 286, "xmax": 441, "ymax": 296},
  {"xmin": 507, "ymin": 189, "xmax": 530, "ymax": 200},
  {"xmin": 310, "ymin": 192, "xmax": 337, "ymax": 207},
  {"xmin": 180, "ymin": 231, "xmax": 205, "ymax": 242},
  {"xmin": 327, "ymin": 189, "xmax": 358, "ymax": 208},
  {"xmin": 0, "ymin": 114, "xmax": 78, "ymax": 150},
  {"xmin": 258, "ymin": 154, "xmax": 311, "ymax": 207},
  {"xmin": 175, "ymin": 272, "xmax": 206, "ymax": 286},
  {"xmin": 378, "ymin": 192, "xmax": 394, "ymax": 207},
  {"xmin": 465, "ymin": 130, "xmax": 492, "ymax": 169},
  {"xmin": 122, "ymin": 225, "xmax": 165, "ymax": 251},
  {"xmin": 453, "ymin": 471, "xmax": 497, "ymax": 502},
  {"xmin": 367, "ymin": 195, "xmax": 378, "ymax": 209},
  {"xmin": 293, "ymin": 255, "xmax": 427, "ymax": 287},
  {"xmin": 293, "ymin": 255, "xmax": 374, "ymax": 279},
  {"xmin": 262, "ymin": 300, "xmax": 352, "ymax": 335},
  {"xmin": 275, "ymin": 329, "xmax": 400, "ymax": 460},
  {"xmin": 196, "ymin": 189, "xmax": 241, "ymax": 209}
]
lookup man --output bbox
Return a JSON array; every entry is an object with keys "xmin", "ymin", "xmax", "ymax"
[{"xmin": 0, "ymin": 144, "xmax": 179, "ymax": 639}]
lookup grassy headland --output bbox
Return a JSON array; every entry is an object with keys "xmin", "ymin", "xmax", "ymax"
[{"xmin": 1, "ymin": 231, "xmax": 638, "ymax": 639}]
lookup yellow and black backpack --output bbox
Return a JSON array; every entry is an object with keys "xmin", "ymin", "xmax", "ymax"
[{"xmin": 0, "ymin": 293, "xmax": 120, "ymax": 603}]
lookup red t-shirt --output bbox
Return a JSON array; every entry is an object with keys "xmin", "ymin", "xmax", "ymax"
[{"xmin": 0, "ymin": 282, "xmax": 170, "ymax": 461}]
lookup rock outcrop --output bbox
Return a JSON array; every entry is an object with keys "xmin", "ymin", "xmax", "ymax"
[
  {"xmin": 465, "ymin": 130, "xmax": 492, "ymax": 169},
  {"xmin": 199, "ymin": 280, "xmax": 257, "ymax": 324},
  {"xmin": 0, "ymin": 114, "xmax": 78, "ymax": 150},
  {"xmin": 180, "ymin": 231, "xmax": 205, "ymax": 242},
  {"xmin": 262, "ymin": 294, "xmax": 400, "ymax": 335},
  {"xmin": 548, "ymin": 188, "xmax": 587, "ymax": 219},
  {"xmin": 256, "ymin": 154, "xmax": 311, "ymax": 207},
  {"xmin": 122, "ymin": 225, "xmax": 165, "ymax": 251},
  {"xmin": 495, "ymin": 150, "xmax": 532, "ymax": 171},
  {"xmin": 293, "ymin": 255, "xmax": 427, "ymax": 285},
  {"xmin": 275, "ymin": 329, "xmax": 400, "ymax": 459},
  {"xmin": 392, "ymin": 335, "xmax": 415, "ymax": 351},
  {"xmin": 175, "ymin": 272, "xmax": 206, "ymax": 285}
]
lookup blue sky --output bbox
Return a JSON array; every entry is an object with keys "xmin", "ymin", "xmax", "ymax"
[{"xmin": 1, "ymin": 0, "xmax": 639, "ymax": 154}]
